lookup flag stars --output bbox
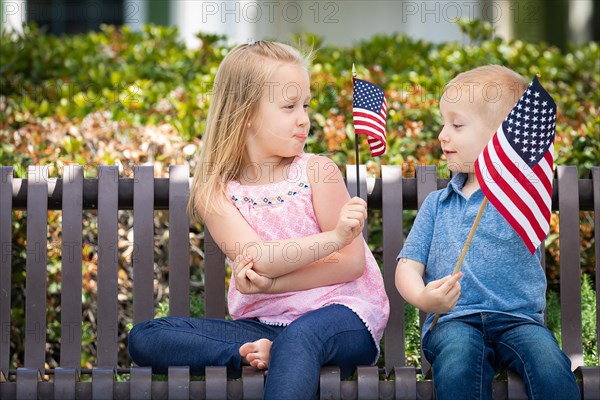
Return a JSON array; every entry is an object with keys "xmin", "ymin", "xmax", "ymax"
[{"xmin": 499, "ymin": 78, "xmax": 555, "ymax": 168}]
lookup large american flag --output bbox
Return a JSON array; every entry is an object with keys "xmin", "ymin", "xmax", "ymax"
[
  {"xmin": 475, "ymin": 76, "xmax": 557, "ymax": 254},
  {"xmin": 353, "ymin": 78, "xmax": 387, "ymax": 156}
]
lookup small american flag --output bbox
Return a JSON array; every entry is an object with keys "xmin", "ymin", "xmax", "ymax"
[
  {"xmin": 353, "ymin": 78, "xmax": 387, "ymax": 157},
  {"xmin": 475, "ymin": 76, "xmax": 557, "ymax": 254}
]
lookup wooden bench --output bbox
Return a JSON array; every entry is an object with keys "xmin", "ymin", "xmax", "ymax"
[{"xmin": 0, "ymin": 164, "xmax": 598, "ymax": 399}]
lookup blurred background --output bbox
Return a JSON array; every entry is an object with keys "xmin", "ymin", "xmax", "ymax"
[{"xmin": 2, "ymin": 0, "xmax": 599, "ymax": 48}]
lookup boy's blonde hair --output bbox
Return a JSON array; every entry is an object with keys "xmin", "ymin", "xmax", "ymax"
[
  {"xmin": 188, "ymin": 41, "xmax": 312, "ymax": 221},
  {"xmin": 445, "ymin": 65, "xmax": 528, "ymax": 131}
]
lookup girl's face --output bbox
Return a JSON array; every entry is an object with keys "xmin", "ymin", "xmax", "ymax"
[{"xmin": 246, "ymin": 63, "xmax": 311, "ymax": 161}]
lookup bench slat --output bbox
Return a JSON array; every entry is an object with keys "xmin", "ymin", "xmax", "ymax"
[
  {"xmin": 592, "ymin": 167, "xmax": 600, "ymax": 354},
  {"xmin": 130, "ymin": 366, "xmax": 152, "ymax": 400},
  {"xmin": 204, "ymin": 230, "xmax": 226, "ymax": 319},
  {"xmin": 382, "ymin": 166, "xmax": 406, "ymax": 371},
  {"xmin": 557, "ymin": 165, "xmax": 584, "ymax": 370},
  {"xmin": 60, "ymin": 166, "xmax": 83, "ymax": 369},
  {"xmin": 205, "ymin": 366, "xmax": 226, "ymax": 400},
  {"xmin": 54, "ymin": 367, "xmax": 77, "ymax": 400},
  {"xmin": 97, "ymin": 166, "xmax": 119, "ymax": 368},
  {"xmin": 580, "ymin": 366, "xmax": 600, "ymax": 400},
  {"xmin": 416, "ymin": 165, "xmax": 437, "ymax": 376},
  {"xmin": 241, "ymin": 366, "xmax": 264, "ymax": 400},
  {"xmin": 168, "ymin": 366, "xmax": 190, "ymax": 400},
  {"xmin": 92, "ymin": 367, "xmax": 114, "ymax": 400},
  {"xmin": 357, "ymin": 366, "xmax": 379, "ymax": 399},
  {"xmin": 133, "ymin": 166, "xmax": 155, "ymax": 324},
  {"xmin": 346, "ymin": 164, "xmax": 369, "ymax": 240},
  {"xmin": 168, "ymin": 165, "xmax": 190, "ymax": 317},
  {"xmin": 394, "ymin": 366, "xmax": 417, "ymax": 399},
  {"xmin": 0, "ymin": 167, "xmax": 13, "ymax": 372},
  {"xmin": 24, "ymin": 166, "xmax": 48, "ymax": 370},
  {"xmin": 16, "ymin": 368, "xmax": 38, "ymax": 400},
  {"xmin": 320, "ymin": 366, "xmax": 341, "ymax": 399}
]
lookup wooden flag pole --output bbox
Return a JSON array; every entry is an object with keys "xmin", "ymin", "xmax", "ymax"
[
  {"xmin": 352, "ymin": 64, "xmax": 360, "ymax": 198},
  {"xmin": 429, "ymin": 196, "xmax": 488, "ymax": 330}
]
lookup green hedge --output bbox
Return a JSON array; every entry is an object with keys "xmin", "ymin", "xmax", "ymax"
[{"xmin": 1, "ymin": 21, "xmax": 597, "ymax": 370}]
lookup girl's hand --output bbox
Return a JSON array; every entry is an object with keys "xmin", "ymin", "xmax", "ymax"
[
  {"xmin": 420, "ymin": 272, "xmax": 463, "ymax": 314},
  {"xmin": 233, "ymin": 255, "xmax": 275, "ymax": 294},
  {"xmin": 333, "ymin": 197, "xmax": 367, "ymax": 247}
]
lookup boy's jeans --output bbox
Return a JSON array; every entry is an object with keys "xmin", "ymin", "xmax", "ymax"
[
  {"xmin": 128, "ymin": 304, "xmax": 376, "ymax": 400},
  {"xmin": 423, "ymin": 313, "xmax": 580, "ymax": 400}
]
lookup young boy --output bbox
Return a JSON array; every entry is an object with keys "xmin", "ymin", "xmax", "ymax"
[{"xmin": 395, "ymin": 65, "xmax": 579, "ymax": 399}]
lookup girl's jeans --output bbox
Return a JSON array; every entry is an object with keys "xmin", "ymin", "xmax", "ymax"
[
  {"xmin": 128, "ymin": 304, "xmax": 376, "ymax": 400},
  {"xmin": 423, "ymin": 313, "xmax": 580, "ymax": 400}
]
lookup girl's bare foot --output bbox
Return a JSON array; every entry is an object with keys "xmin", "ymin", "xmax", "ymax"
[{"xmin": 239, "ymin": 338, "xmax": 272, "ymax": 370}]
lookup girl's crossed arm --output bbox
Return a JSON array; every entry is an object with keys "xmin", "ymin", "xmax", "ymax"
[
  {"xmin": 200, "ymin": 156, "xmax": 365, "ymax": 280},
  {"xmin": 268, "ymin": 156, "xmax": 367, "ymax": 290},
  {"xmin": 236, "ymin": 156, "xmax": 368, "ymax": 293}
]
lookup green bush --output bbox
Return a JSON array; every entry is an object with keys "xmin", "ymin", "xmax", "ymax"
[{"xmin": 1, "ymin": 20, "xmax": 597, "ymax": 370}]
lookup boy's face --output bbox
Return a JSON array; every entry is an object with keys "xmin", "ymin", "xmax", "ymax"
[{"xmin": 438, "ymin": 91, "xmax": 495, "ymax": 174}]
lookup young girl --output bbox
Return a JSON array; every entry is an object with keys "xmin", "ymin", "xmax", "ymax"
[{"xmin": 128, "ymin": 41, "xmax": 389, "ymax": 399}]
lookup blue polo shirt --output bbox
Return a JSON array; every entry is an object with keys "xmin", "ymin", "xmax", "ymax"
[{"xmin": 397, "ymin": 173, "xmax": 546, "ymax": 336}]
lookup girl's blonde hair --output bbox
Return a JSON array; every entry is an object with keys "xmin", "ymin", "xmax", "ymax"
[
  {"xmin": 188, "ymin": 41, "xmax": 312, "ymax": 221},
  {"xmin": 446, "ymin": 65, "xmax": 528, "ymax": 131}
]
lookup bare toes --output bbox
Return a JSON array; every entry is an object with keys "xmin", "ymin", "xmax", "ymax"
[{"xmin": 239, "ymin": 342, "xmax": 257, "ymax": 358}]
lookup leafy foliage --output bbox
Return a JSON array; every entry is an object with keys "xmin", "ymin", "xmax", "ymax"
[
  {"xmin": 1, "ymin": 20, "xmax": 597, "ymax": 369},
  {"xmin": 546, "ymin": 274, "xmax": 598, "ymax": 366}
]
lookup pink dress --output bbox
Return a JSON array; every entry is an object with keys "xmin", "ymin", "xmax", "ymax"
[{"xmin": 226, "ymin": 153, "xmax": 389, "ymax": 356}]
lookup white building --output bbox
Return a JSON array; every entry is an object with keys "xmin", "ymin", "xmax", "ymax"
[{"xmin": 1, "ymin": 0, "xmax": 597, "ymax": 48}]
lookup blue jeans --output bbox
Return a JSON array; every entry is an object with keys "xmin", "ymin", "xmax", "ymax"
[
  {"xmin": 128, "ymin": 304, "xmax": 376, "ymax": 400},
  {"xmin": 423, "ymin": 313, "xmax": 580, "ymax": 400}
]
